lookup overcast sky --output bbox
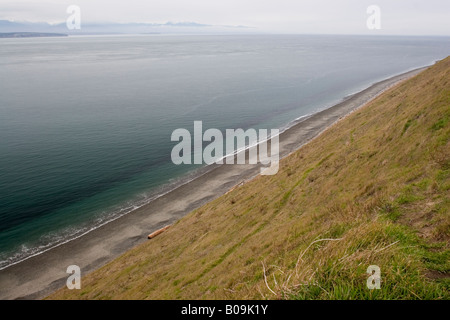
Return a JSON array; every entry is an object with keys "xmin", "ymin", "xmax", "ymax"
[{"xmin": 1, "ymin": 0, "xmax": 449, "ymax": 35}]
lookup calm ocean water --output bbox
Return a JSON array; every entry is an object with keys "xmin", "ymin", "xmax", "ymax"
[{"xmin": 0, "ymin": 34, "xmax": 449, "ymax": 269}]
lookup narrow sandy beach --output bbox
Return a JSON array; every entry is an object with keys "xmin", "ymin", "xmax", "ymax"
[{"xmin": 0, "ymin": 67, "xmax": 426, "ymax": 300}]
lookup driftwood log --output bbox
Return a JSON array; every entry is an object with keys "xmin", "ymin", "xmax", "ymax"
[{"xmin": 148, "ymin": 225, "xmax": 171, "ymax": 239}]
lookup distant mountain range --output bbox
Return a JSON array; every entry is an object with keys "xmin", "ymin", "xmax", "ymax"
[
  {"xmin": 0, "ymin": 20, "xmax": 254, "ymax": 35},
  {"xmin": 0, "ymin": 32, "xmax": 68, "ymax": 38}
]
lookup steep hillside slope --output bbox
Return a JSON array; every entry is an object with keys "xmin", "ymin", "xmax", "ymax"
[{"xmin": 51, "ymin": 57, "xmax": 449, "ymax": 300}]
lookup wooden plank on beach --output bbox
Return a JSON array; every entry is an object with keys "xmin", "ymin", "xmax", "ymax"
[{"xmin": 148, "ymin": 225, "xmax": 171, "ymax": 239}]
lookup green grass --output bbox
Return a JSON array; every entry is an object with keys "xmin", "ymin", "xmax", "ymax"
[
  {"xmin": 402, "ymin": 119, "xmax": 415, "ymax": 135},
  {"xmin": 431, "ymin": 116, "xmax": 449, "ymax": 131},
  {"xmin": 289, "ymin": 223, "xmax": 448, "ymax": 300}
]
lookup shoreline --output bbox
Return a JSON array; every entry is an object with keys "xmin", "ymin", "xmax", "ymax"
[{"xmin": 0, "ymin": 66, "xmax": 427, "ymax": 299}]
